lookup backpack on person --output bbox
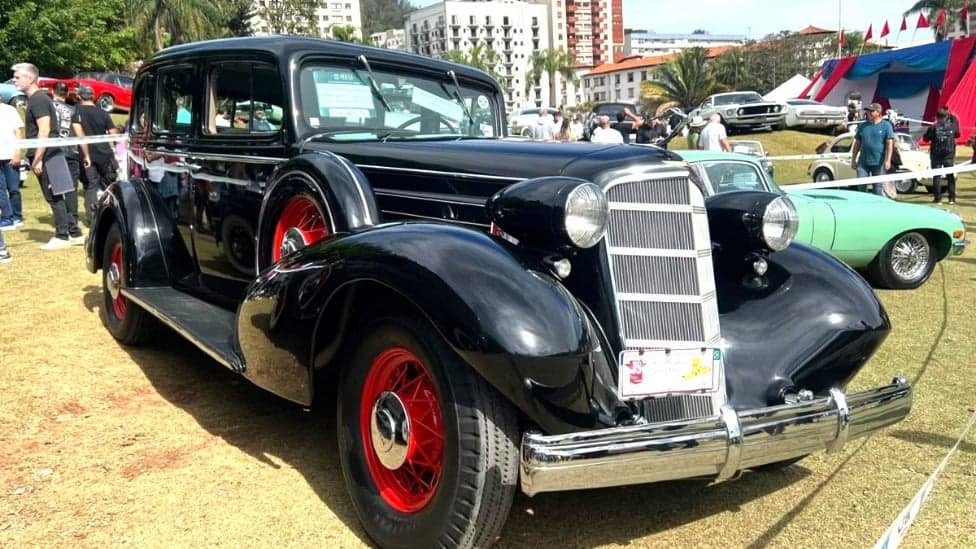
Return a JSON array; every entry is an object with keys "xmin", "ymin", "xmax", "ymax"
[{"xmin": 930, "ymin": 120, "xmax": 955, "ymax": 157}]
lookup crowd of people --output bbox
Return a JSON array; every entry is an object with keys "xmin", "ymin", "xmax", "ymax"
[{"xmin": 0, "ymin": 62, "xmax": 121, "ymax": 264}]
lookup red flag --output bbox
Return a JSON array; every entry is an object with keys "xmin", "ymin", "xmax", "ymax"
[
  {"xmin": 917, "ymin": 12, "xmax": 929, "ymax": 29},
  {"xmin": 880, "ymin": 20, "xmax": 890, "ymax": 37},
  {"xmin": 900, "ymin": 15, "xmax": 908, "ymax": 31},
  {"xmin": 935, "ymin": 8, "xmax": 946, "ymax": 27},
  {"xmin": 865, "ymin": 23, "xmax": 873, "ymax": 41},
  {"xmin": 839, "ymin": 29, "xmax": 846, "ymax": 47}
]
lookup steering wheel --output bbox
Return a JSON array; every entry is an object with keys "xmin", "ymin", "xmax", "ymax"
[{"xmin": 395, "ymin": 114, "xmax": 458, "ymax": 133}]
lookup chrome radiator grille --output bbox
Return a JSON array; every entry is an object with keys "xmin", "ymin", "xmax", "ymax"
[
  {"xmin": 638, "ymin": 395, "xmax": 715, "ymax": 424},
  {"xmin": 604, "ymin": 172, "xmax": 721, "ymax": 349}
]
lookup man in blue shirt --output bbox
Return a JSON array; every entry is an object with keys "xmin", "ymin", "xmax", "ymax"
[{"xmin": 849, "ymin": 102, "xmax": 894, "ymax": 195}]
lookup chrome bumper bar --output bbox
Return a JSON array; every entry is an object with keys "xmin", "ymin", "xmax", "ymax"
[
  {"xmin": 952, "ymin": 239, "xmax": 969, "ymax": 256},
  {"xmin": 520, "ymin": 377, "xmax": 911, "ymax": 496}
]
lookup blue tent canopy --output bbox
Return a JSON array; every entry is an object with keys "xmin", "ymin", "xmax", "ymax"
[{"xmin": 822, "ymin": 40, "xmax": 952, "ymax": 79}]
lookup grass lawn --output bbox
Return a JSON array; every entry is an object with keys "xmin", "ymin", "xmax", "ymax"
[{"xmin": 0, "ymin": 127, "xmax": 973, "ymax": 547}]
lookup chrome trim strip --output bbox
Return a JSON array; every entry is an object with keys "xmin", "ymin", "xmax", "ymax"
[
  {"xmin": 318, "ymin": 151, "xmax": 376, "ymax": 226},
  {"xmin": 120, "ymin": 288, "xmax": 239, "ymax": 372},
  {"xmin": 607, "ymin": 247, "xmax": 700, "ymax": 258},
  {"xmin": 383, "ymin": 210, "xmax": 489, "ymax": 227},
  {"xmin": 716, "ymin": 404, "xmax": 743, "ymax": 481},
  {"xmin": 827, "ymin": 387, "xmax": 851, "ymax": 453},
  {"xmin": 357, "ymin": 163, "xmax": 524, "ymax": 182},
  {"xmin": 607, "ymin": 203, "xmax": 699, "ymax": 213},
  {"xmin": 615, "ymin": 293, "xmax": 713, "ymax": 303},
  {"xmin": 185, "ymin": 152, "xmax": 285, "ymax": 164},
  {"xmin": 374, "ymin": 188, "xmax": 488, "ymax": 206},
  {"xmin": 519, "ymin": 378, "xmax": 912, "ymax": 496},
  {"xmin": 623, "ymin": 337, "xmax": 723, "ymax": 348}
]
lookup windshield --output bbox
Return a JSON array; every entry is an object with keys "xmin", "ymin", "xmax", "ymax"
[
  {"xmin": 297, "ymin": 63, "xmax": 499, "ymax": 141},
  {"xmin": 714, "ymin": 93, "xmax": 764, "ymax": 105},
  {"xmin": 698, "ymin": 160, "xmax": 775, "ymax": 195}
]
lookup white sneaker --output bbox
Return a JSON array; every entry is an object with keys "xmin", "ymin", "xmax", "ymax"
[
  {"xmin": 69, "ymin": 235, "xmax": 85, "ymax": 246},
  {"xmin": 40, "ymin": 237, "xmax": 72, "ymax": 250}
]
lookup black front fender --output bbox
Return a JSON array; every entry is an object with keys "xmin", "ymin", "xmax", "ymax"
[{"xmin": 237, "ymin": 222, "xmax": 617, "ymax": 433}]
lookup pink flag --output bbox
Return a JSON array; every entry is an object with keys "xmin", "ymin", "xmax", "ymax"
[
  {"xmin": 880, "ymin": 20, "xmax": 890, "ymax": 37},
  {"xmin": 916, "ymin": 12, "xmax": 929, "ymax": 29},
  {"xmin": 865, "ymin": 23, "xmax": 874, "ymax": 40}
]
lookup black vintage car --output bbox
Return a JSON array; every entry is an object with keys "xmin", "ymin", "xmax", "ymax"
[{"xmin": 85, "ymin": 37, "xmax": 912, "ymax": 549}]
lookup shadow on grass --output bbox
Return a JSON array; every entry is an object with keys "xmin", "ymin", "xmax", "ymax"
[
  {"xmin": 79, "ymin": 284, "xmax": 828, "ymax": 548},
  {"xmin": 911, "ymin": 264, "xmax": 949, "ymax": 388},
  {"xmin": 888, "ymin": 429, "xmax": 976, "ymax": 455}
]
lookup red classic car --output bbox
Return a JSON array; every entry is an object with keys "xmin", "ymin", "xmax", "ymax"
[{"xmin": 38, "ymin": 72, "xmax": 133, "ymax": 112}]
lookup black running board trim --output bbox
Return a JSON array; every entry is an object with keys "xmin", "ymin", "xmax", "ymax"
[{"xmin": 122, "ymin": 287, "xmax": 244, "ymax": 372}]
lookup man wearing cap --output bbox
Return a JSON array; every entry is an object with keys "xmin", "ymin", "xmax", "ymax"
[
  {"xmin": 850, "ymin": 102, "xmax": 895, "ymax": 195},
  {"xmin": 75, "ymin": 84, "xmax": 119, "ymax": 224}
]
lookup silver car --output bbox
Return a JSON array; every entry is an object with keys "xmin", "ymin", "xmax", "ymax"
[
  {"xmin": 690, "ymin": 91, "xmax": 787, "ymax": 132},
  {"xmin": 784, "ymin": 99, "xmax": 847, "ymax": 130}
]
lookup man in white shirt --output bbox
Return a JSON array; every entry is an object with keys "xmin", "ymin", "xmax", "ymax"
[
  {"xmin": 590, "ymin": 115, "xmax": 624, "ymax": 144},
  {"xmin": 530, "ymin": 109, "xmax": 556, "ymax": 141},
  {"xmin": 0, "ymin": 101, "xmax": 25, "ymax": 229},
  {"xmin": 699, "ymin": 113, "xmax": 731, "ymax": 152}
]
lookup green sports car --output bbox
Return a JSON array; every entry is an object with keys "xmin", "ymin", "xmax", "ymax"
[{"xmin": 676, "ymin": 150, "xmax": 969, "ymax": 289}]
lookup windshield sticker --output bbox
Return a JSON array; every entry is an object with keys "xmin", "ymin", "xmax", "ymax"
[{"xmin": 316, "ymin": 82, "xmax": 374, "ymax": 117}]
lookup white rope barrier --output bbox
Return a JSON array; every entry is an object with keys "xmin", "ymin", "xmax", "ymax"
[
  {"xmin": 4, "ymin": 134, "xmax": 130, "ymax": 183},
  {"xmin": 873, "ymin": 409, "xmax": 976, "ymax": 549},
  {"xmin": 789, "ymin": 161, "xmax": 976, "ymax": 190}
]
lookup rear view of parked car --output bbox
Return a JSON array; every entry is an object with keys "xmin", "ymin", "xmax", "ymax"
[
  {"xmin": 84, "ymin": 37, "xmax": 914, "ymax": 549},
  {"xmin": 783, "ymin": 99, "xmax": 848, "ymax": 131}
]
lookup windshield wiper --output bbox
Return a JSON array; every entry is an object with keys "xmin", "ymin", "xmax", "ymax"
[
  {"xmin": 357, "ymin": 54, "xmax": 392, "ymax": 113},
  {"xmin": 446, "ymin": 70, "xmax": 474, "ymax": 129}
]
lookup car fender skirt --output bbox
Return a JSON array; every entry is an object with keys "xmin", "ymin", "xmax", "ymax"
[
  {"xmin": 716, "ymin": 242, "xmax": 891, "ymax": 409},
  {"xmin": 520, "ymin": 377, "xmax": 911, "ymax": 495},
  {"xmin": 238, "ymin": 222, "xmax": 613, "ymax": 431},
  {"xmin": 84, "ymin": 178, "xmax": 187, "ymax": 286}
]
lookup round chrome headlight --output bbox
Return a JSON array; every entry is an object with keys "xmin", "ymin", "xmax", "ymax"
[
  {"xmin": 564, "ymin": 182, "xmax": 609, "ymax": 248},
  {"xmin": 762, "ymin": 196, "xmax": 798, "ymax": 251}
]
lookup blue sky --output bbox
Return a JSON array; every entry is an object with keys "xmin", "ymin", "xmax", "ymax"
[{"xmin": 409, "ymin": 1, "xmax": 937, "ymax": 43}]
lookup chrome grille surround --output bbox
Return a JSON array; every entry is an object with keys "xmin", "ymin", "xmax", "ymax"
[{"xmin": 603, "ymin": 168, "xmax": 725, "ymax": 419}]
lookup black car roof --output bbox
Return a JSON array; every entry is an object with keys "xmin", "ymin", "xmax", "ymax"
[{"xmin": 148, "ymin": 36, "xmax": 496, "ymax": 84}]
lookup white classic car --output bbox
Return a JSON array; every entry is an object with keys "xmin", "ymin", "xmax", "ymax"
[
  {"xmin": 783, "ymin": 99, "xmax": 848, "ymax": 130},
  {"xmin": 508, "ymin": 106, "xmax": 558, "ymax": 137},
  {"xmin": 690, "ymin": 91, "xmax": 787, "ymax": 132},
  {"xmin": 807, "ymin": 131, "xmax": 931, "ymax": 193}
]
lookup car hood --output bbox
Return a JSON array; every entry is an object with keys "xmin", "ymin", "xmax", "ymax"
[
  {"xmin": 314, "ymin": 138, "xmax": 683, "ymax": 181},
  {"xmin": 786, "ymin": 188, "xmax": 965, "ymax": 232}
]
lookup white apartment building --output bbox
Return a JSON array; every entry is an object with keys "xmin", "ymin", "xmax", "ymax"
[
  {"xmin": 625, "ymin": 31, "xmax": 746, "ymax": 57},
  {"xmin": 546, "ymin": 0, "xmax": 623, "ymax": 109},
  {"xmin": 405, "ymin": 1, "xmax": 551, "ymax": 113},
  {"xmin": 371, "ymin": 29, "xmax": 407, "ymax": 50},
  {"xmin": 250, "ymin": 0, "xmax": 363, "ymax": 39}
]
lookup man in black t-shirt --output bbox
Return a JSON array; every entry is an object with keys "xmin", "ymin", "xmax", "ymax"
[
  {"xmin": 611, "ymin": 110, "xmax": 634, "ymax": 144},
  {"xmin": 74, "ymin": 85, "xmax": 118, "ymax": 225},
  {"xmin": 12, "ymin": 62, "xmax": 84, "ymax": 248}
]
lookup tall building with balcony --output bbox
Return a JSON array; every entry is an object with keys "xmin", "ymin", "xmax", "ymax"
[
  {"xmin": 371, "ymin": 29, "xmax": 407, "ymax": 50},
  {"xmin": 405, "ymin": 1, "xmax": 551, "ymax": 113},
  {"xmin": 547, "ymin": 0, "xmax": 623, "ymax": 108},
  {"xmin": 250, "ymin": 0, "xmax": 363, "ymax": 39}
]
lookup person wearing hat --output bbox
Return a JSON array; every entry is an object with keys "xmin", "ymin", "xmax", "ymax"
[
  {"xmin": 850, "ymin": 102, "xmax": 895, "ymax": 195},
  {"xmin": 74, "ymin": 84, "xmax": 120, "ymax": 224},
  {"xmin": 686, "ymin": 115, "xmax": 707, "ymax": 150}
]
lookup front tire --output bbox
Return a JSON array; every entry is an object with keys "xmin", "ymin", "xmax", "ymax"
[
  {"xmin": 813, "ymin": 168, "xmax": 834, "ymax": 183},
  {"xmin": 101, "ymin": 223, "xmax": 153, "ymax": 344},
  {"xmin": 894, "ymin": 178, "xmax": 918, "ymax": 194},
  {"xmin": 337, "ymin": 316, "xmax": 519, "ymax": 549},
  {"xmin": 97, "ymin": 93, "xmax": 115, "ymax": 112},
  {"xmin": 868, "ymin": 231, "xmax": 935, "ymax": 289}
]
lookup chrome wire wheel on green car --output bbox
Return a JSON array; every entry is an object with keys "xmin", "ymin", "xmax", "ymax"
[{"xmin": 869, "ymin": 231, "xmax": 934, "ymax": 289}]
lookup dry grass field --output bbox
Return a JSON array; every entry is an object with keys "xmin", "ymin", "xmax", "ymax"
[{"xmin": 0, "ymin": 135, "xmax": 974, "ymax": 548}]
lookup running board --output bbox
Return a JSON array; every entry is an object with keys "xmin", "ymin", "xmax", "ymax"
[{"xmin": 122, "ymin": 287, "xmax": 244, "ymax": 373}]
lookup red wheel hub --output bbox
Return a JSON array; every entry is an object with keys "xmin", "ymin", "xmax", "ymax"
[
  {"xmin": 271, "ymin": 195, "xmax": 329, "ymax": 262},
  {"xmin": 360, "ymin": 347, "xmax": 445, "ymax": 513},
  {"xmin": 108, "ymin": 242, "xmax": 127, "ymax": 320}
]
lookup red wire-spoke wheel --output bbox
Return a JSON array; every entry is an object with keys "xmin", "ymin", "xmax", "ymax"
[
  {"xmin": 337, "ymin": 317, "xmax": 520, "ymax": 548},
  {"xmin": 101, "ymin": 223, "xmax": 151, "ymax": 345},
  {"xmin": 271, "ymin": 194, "xmax": 330, "ymax": 262},
  {"xmin": 360, "ymin": 347, "xmax": 444, "ymax": 513},
  {"xmin": 107, "ymin": 241, "xmax": 127, "ymax": 320}
]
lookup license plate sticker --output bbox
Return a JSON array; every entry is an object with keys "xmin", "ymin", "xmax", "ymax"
[{"xmin": 618, "ymin": 348, "xmax": 721, "ymax": 399}]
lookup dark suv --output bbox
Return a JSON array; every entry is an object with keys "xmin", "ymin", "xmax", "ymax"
[{"xmin": 85, "ymin": 37, "xmax": 912, "ymax": 549}]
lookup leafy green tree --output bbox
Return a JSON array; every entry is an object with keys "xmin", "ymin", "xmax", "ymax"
[
  {"xmin": 710, "ymin": 50, "xmax": 750, "ymax": 90},
  {"xmin": 0, "ymin": 0, "xmax": 137, "ymax": 75},
  {"xmin": 225, "ymin": 0, "xmax": 255, "ymax": 37},
  {"xmin": 442, "ymin": 43, "xmax": 502, "ymax": 81},
  {"xmin": 642, "ymin": 47, "xmax": 718, "ymax": 110},
  {"xmin": 525, "ymin": 48, "xmax": 578, "ymax": 108},
  {"xmin": 840, "ymin": 31, "xmax": 865, "ymax": 57},
  {"xmin": 903, "ymin": 0, "xmax": 967, "ymax": 41},
  {"xmin": 360, "ymin": 0, "xmax": 416, "ymax": 37},
  {"xmin": 257, "ymin": 0, "xmax": 318, "ymax": 36},
  {"xmin": 330, "ymin": 24, "xmax": 366, "ymax": 43},
  {"xmin": 128, "ymin": 0, "xmax": 227, "ymax": 52}
]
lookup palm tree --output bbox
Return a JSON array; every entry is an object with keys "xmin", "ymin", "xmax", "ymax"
[
  {"xmin": 442, "ymin": 44, "xmax": 502, "ymax": 81},
  {"xmin": 525, "ymin": 48, "xmax": 578, "ymax": 108},
  {"xmin": 128, "ymin": 0, "xmax": 226, "ymax": 51},
  {"xmin": 642, "ymin": 47, "xmax": 719, "ymax": 111},
  {"xmin": 710, "ymin": 50, "xmax": 749, "ymax": 90},
  {"xmin": 903, "ymin": 0, "xmax": 967, "ymax": 41},
  {"xmin": 330, "ymin": 24, "xmax": 364, "ymax": 43}
]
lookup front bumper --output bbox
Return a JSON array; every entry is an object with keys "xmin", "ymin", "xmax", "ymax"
[
  {"xmin": 520, "ymin": 377, "xmax": 911, "ymax": 495},
  {"xmin": 952, "ymin": 238, "xmax": 969, "ymax": 256}
]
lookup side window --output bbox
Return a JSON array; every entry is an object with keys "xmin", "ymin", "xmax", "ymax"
[
  {"xmin": 155, "ymin": 67, "xmax": 195, "ymax": 134},
  {"xmin": 131, "ymin": 75, "xmax": 153, "ymax": 133},
  {"xmin": 831, "ymin": 137, "xmax": 852, "ymax": 153},
  {"xmin": 208, "ymin": 62, "xmax": 283, "ymax": 135}
]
